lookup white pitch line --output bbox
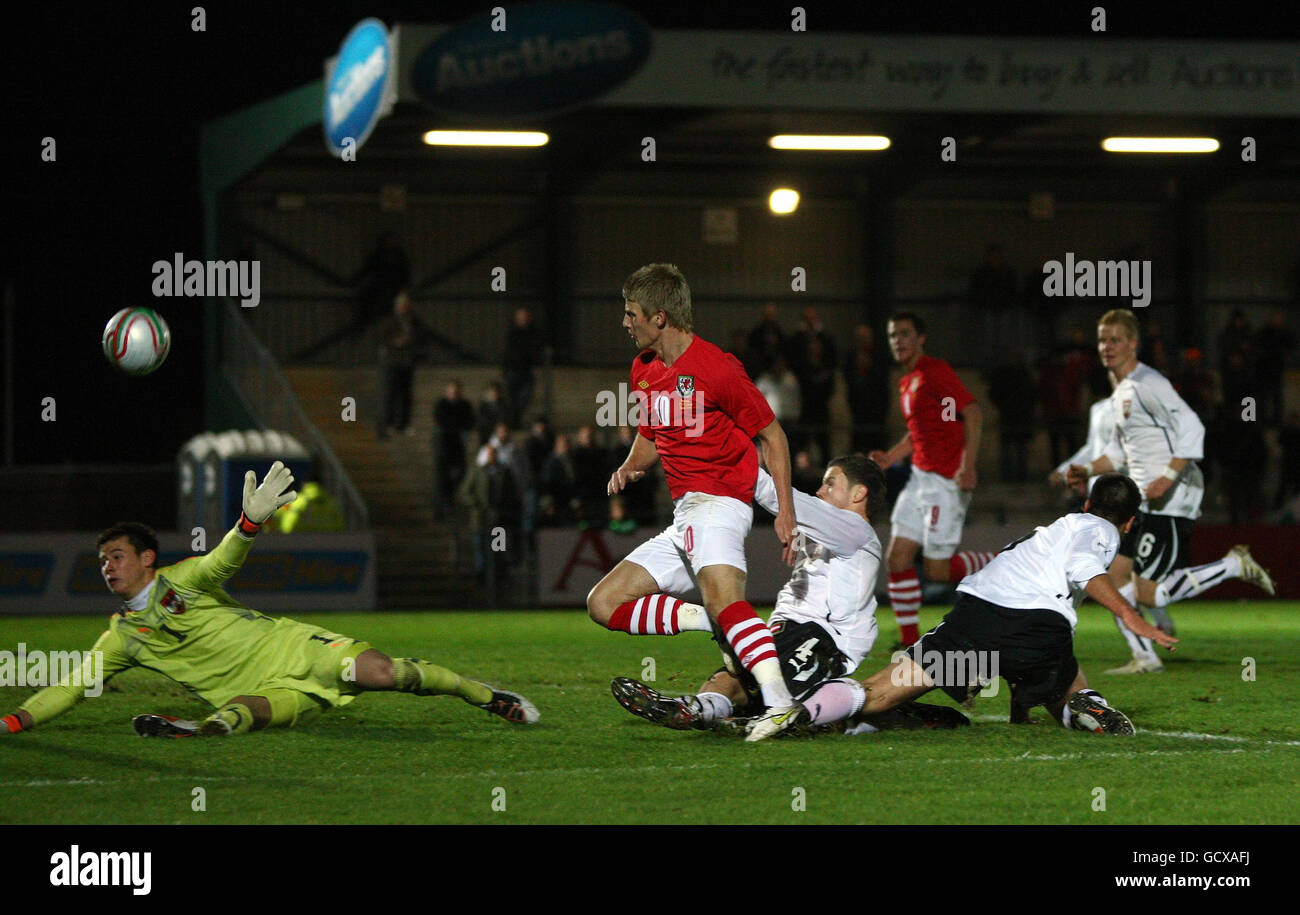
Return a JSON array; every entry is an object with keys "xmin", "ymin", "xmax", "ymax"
[
  {"xmin": 972, "ymin": 714, "xmax": 1300, "ymax": 747},
  {"xmin": 0, "ymin": 745, "xmax": 1273, "ymax": 791}
]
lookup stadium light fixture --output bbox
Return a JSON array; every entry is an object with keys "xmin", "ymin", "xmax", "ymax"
[
  {"xmin": 422, "ymin": 130, "xmax": 550, "ymax": 147},
  {"xmin": 769, "ymin": 134, "xmax": 891, "ymax": 151},
  {"xmin": 769, "ymin": 188, "xmax": 800, "ymax": 215},
  {"xmin": 1101, "ymin": 137, "xmax": 1220, "ymax": 154}
]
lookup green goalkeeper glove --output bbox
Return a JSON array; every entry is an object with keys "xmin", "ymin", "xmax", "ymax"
[{"xmin": 238, "ymin": 460, "xmax": 299, "ymax": 535}]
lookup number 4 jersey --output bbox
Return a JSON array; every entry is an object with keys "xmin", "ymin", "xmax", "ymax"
[{"xmin": 956, "ymin": 513, "xmax": 1120, "ymax": 629}]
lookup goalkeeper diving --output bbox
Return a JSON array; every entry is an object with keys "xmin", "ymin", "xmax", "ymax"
[{"xmin": 0, "ymin": 461, "xmax": 538, "ymax": 738}]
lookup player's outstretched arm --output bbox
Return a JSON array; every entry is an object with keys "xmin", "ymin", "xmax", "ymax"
[
  {"xmin": 1066, "ymin": 454, "xmax": 1115, "ymax": 488},
  {"xmin": 755, "ymin": 419, "xmax": 796, "ymax": 546},
  {"xmin": 608, "ymin": 432, "xmax": 658, "ymax": 494},
  {"xmin": 2, "ymin": 630, "xmax": 133, "ymax": 734},
  {"xmin": 170, "ymin": 461, "xmax": 299, "ymax": 591},
  {"xmin": 1085, "ymin": 573, "xmax": 1178, "ymax": 650}
]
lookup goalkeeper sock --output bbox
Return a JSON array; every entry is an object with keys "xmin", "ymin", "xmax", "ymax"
[
  {"xmin": 606, "ymin": 595, "xmax": 710, "ymax": 634},
  {"xmin": 201, "ymin": 703, "xmax": 254, "ymax": 736},
  {"xmin": 392, "ymin": 658, "xmax": 492, "ymax": 705}
]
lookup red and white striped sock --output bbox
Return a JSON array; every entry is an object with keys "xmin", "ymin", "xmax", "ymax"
[
  {"xmin": 717, "ymin": 601, "xmax": 793, "ymax": 708},
  {"xmin": 888, "ymin": 570, "xmax": 923, "ymax": 646},
  {"xmin": 949, "ymin": 550, "xmax": 996, "ymax": 580},
  {"xmin": 605, "ymin": 595, "xmax": 709, "ymax": 635}
]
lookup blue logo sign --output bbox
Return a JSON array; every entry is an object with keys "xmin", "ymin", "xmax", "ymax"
[
  {"xmin": 413, "ymin": 2, "xmax": 651, "ymax": 116},
  {"xmin": 324, "ymin": 18, "xmax": 393, "ymax": 155}
]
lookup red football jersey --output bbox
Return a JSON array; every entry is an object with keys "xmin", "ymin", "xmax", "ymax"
[
  {"xmin": 898, "ymin": 354, "xmax": 975, "ymax": 477},
  {"xmin": 630, "ymin": 335, "xmax": 774, "ymax": 502}
]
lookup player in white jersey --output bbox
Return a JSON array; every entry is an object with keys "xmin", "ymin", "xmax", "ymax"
[
  {"xmin": 612, "ymin": 455, "xmax": 968, "ymax": 733},
  {"xmin": 748, "ymin": 474, "xmax": 1178, "ymax": 740},
  {"xmin": 1051, "ymin": 395, "xmax": 1119, "ymax": 500},
  {"xmin": 1065, "ymin": 310, "xmax": 1275, "ymax": 674}
]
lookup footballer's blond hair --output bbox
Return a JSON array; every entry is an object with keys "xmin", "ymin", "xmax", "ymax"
[
  {"xmin": 1098, "ymin": 308, "xmax": 1141, "ymax": 341},
  {"xmin": 623, "ymin": 263, "xmax": 693, "ymax": 332}
]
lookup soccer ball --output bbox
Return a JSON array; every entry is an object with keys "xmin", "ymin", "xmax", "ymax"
[{"xmin": 102, "ymin": 307, "xmax": 171, "ymax": 376}]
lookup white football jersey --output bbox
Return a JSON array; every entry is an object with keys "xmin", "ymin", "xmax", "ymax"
[
  {"xmin": 957, "ymin": 513, "xmax": 1119, "ymax": 629},
  {"xmin": 1100, "ymin": 363, "xmax": 1205, "ymax": 519},
  {"xmin": 1056, "ymin": 397, "xmax": 1123, "ymax": 492},
  {"xmin": 754, "ymin": 469, "xmax": 880, "ymax": 672}
]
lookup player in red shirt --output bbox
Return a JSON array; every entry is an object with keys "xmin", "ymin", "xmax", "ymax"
[
  {"xmin": 586, "ymin": 263, "xmax": 805, "ymax": 740},
  {"xmin": 869, "ymin": 313, "xmax": 992, "ymax": 647}
]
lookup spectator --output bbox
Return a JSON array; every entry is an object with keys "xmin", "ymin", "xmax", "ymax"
[
  {"xmin": 571, "ymin": 425, "xmax": 609, "ymax": 524},
  {"xmin": 1039, "ymin": 343, "xmax": 1086, "ymax": 468},
  {"xmin": 608, "ymin": 425, "xmax": 657, "ymax": 526},
  {"xmin": 754, "ymin": 354, "xmax": 802, "ymax": 427},
  {"xmin": 1218, "ymin": 310, "xmax": 1256, "ymax": 406},
  {"xmin": 793, "ymin": 335, "xmax": 834, "ymax": 463},
  {"xmin": 1142, "ymin": 318, "xmax": 1171, "ymax": 377},
  {"xmin": 480, "ymin": 422, "xmax": 533, "ymax": 549},
  {"xmin": 377, "ymin": 290, "xmax": 429, "ymax": 438},
  {"xmin": 1255, "ymin": 309, "xmax": 1296, "ymax": 426},
  {"xmin": 968, "ymin": 242, "xmax": 1020, "ymax": 366},
  {"xmin": 844, "ymin": 324, "xmax": 890, "ymax": 453},
  {"xmin": 607, "ymin": 495, "xmax": 637, "ymax": 535},
  {"xmin": 524, "ymin": 417, "xmax": 555, "ymax": 482},
  {"xmin": 1174, "ymin": 348, "xmax": 1213, "ymax": 422},
  {"xmin": 726, "ymin": 328, "xmax": 759, "ymax": 381},
  {"xmin": 457, "ymin": 444, "xmax": 521, "ymax": 583},
  {"xmin": 1215, "ymin": 412, "xmax": 1267, "ymax": 524},
  {"xmin": 987, "ymin": 355, "xmax": 1037, "ymax": 483},
  {"xmin": 539, "ymin": 433, "xmax": 579, "ymax": 527},
  {"xmin": 746, "ymin": 304, "xmax": 786, "ymax": 377},
  {"xmin": 503, "ymin": 308, "xmax": 539, "ymax": 428},
  {"xmin": 355, "ymin": 232, "xmax": 411, "ymax": 324},
  {"xmin": 1276, "ymin": 412, "xmax": 1300, "ymax": 508},
  {"xmin": 968, "ymin": 243, "xmax": 1018, "ymax": 312},
  {"xmin": 792, "ymin": 450, "xmax": 823, "ymax": 496},
  {"xmin": 432, "ymin": 380, "xmax": 475, "ymax": 519},
  {"xmin": 788, "ymin": 306, "xmax": 838, "ymax": 377},
  {"xmin": 476, "ymin": 381, "xmax": 508, "ymax": 445}
]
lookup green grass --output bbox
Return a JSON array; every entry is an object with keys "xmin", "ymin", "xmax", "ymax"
[{"xmin": 2, "ymin": 602, "xmax": 1298, "ymax": 824}]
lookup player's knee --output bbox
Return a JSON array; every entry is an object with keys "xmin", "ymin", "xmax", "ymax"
[
  {"xmin": 354, "ymin": 650, "xmax": 395, "ymax": 690},
  {"xmin": 586, "ymin": 583, "xmax": 612, "ymax": 625}
]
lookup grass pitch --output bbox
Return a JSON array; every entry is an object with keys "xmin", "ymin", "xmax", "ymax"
[{"xmin": 2, "ymin": 602, "xmax": 1298, "ymax": 825}]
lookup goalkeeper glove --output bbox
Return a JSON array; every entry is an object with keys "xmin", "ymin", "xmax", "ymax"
[{"xmin": 238, "ymin": 460, "xmax": 299, "ymax": 536}]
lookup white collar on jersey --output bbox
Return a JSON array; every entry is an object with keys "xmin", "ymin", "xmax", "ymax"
[{"xmin": 123, "ymin": 577, "xmax": 158, "ymax": 613}]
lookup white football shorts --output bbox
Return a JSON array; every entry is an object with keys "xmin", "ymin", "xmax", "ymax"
[
  {"xmin": 624, "ymin": 491, "xmax": 753, "ymax": 594},
  {"xmin": 889, "ymin": 466, "xmax": 972, "ymax": 560}
]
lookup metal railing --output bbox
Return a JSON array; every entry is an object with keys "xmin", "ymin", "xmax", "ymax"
[{"xmin": 218, "ymin": 298, "xmax": 370, "ymax": 530}]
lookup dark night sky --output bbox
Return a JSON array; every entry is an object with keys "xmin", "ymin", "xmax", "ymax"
[{"xmin": 1, "ymin": 0, "xmax": 1291, "ymax": 464}]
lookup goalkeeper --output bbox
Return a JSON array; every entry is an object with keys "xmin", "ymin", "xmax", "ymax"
[{"xmin": 1, "ymin": 461, "xmax": 538, "ymax": 738}]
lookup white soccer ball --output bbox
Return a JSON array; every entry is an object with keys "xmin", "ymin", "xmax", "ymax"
[{"xmin": 102, "ymin": 307, "xmax": 171, "ymax": 376}]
